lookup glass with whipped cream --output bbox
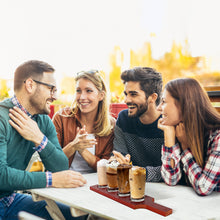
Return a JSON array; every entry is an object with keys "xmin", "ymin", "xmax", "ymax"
[
  {"xmin": 106, "ymin": 160, "xmax": 119, "ymax": 192},
  {"xmin": 97, "ymin": 159, "xmax": 108, "ymax": 188}
]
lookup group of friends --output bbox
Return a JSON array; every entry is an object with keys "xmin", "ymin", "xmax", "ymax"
[{"xmin": 0, "ymin": 60, "xmax": 219, "ymax": 219}]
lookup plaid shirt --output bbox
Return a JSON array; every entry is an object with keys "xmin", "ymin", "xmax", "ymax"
[
  {"xmin": 0, "ymin": 96, "xmax": 52, "ymax": 206},
  {"xmin": 11, "ymin": 96, "xmax": 32, "ymax": 117},
  {"xmin": 161, "ymin": 129, "xmax": 220, "ymax": 196},
  {"xmin": 0, "ymin": 193, "xmax": 16, "ymax": 207}
]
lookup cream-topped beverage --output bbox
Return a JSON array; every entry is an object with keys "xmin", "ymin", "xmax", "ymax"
[
  {"xmin": 97, "ymin": 159, "xmax": 108, "ymax": 187},
  {"xmin": 106, "ymin": 160, "xmax": 119, "ymax": 192}
]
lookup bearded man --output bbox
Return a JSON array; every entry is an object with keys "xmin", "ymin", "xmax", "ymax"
[
  {"xmin": 0, "ymin": 60, "xmax": 86, "ymax": 219},
  {"xmin": 113, "ymin": 67, "xmax": 164, "ymax": 182}
]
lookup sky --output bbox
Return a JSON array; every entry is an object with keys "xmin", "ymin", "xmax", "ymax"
[{"xmin": 0, "ymin": 0, "xmax": 220, "ymax": 82}]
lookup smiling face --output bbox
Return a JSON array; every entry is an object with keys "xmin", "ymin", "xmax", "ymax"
[
  {"xmin": 30, "ymin": 72, "xmax": 57, "ymax": 115},
  {"xmin": 124, "ymin": 81, "xmax": 148, "ymax": 118},
  {"xmin": 157, "ymin": 89, "xmax": 181, "ymax": 126},
  {"xmin": 75, "ymin": 78, "xmax": 104, "ymax": 115}
]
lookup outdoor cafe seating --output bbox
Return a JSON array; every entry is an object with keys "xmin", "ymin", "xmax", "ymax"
[
  {"xmin": 22, "ymin": 88, "xmax": 220, "ymax": 219},
  {"xmin": 30, "ymin": 86, "xmax": 220, "ymax": 173}
]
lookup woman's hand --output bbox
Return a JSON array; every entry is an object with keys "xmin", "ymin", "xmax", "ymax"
[
  {"xmin": 158, "ymin": 118, "xmax": 176, "ymax": 168},
  {"xmin": 158, "ymin": 118, "xmax": 176, "ymax": 147},
  {"xmin": 71, "ymin": 126, "xmax": 97, "ymax": 153},
  {"xmin": 176, "ymin": 122, "xmax": 188, "ymax": 151}
]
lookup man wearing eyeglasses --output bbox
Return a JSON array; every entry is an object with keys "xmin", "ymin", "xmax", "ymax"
[{"xmin": 0, "ymin": 60, "xmax": 87, "ymax": 219}]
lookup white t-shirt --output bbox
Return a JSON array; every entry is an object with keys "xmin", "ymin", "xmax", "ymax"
[{"xmin": 69, "ymin": 134, "xmax": 95, "ymax": 174}]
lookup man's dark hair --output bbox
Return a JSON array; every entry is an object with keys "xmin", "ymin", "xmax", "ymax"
[
  {"xmin": 14, "ymin": 60, "xmax": 55, "ymax": 92},
  {"xmin": 121, "ymin": 67, "xmax": 163, "ymax": 105}
]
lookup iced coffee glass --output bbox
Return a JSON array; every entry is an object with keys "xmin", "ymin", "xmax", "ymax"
[
  {"xmin": 129, "ymin": 166, "xmax": 146, "ymax": 202},
  {"xmin": 117, "ymin": 164, "xmax": 131, "ymax": 197},
  {"xmin": 97, "ymin": 159, "xmax": 108, "ymax": 188},
  {"xmin": 106, "ymin": 160, "xmax": 119, "ymax": 192}
]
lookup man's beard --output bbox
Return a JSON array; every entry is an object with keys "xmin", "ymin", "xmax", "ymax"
[
  {"xmin": 29, "ymin": 98, "xmax": 50, "ymax": 115},
  {"xmin": 29, "ymin": 90, "xmax": 50, "ymax": 115},
  {"xmin": 127, "ymin": 103, "xmax": 148, "ymax": 118}
]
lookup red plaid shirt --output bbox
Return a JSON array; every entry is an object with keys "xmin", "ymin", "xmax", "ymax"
[{"xmin": 161, "ymin": 129, "xmax": 220, "ymax": 196}]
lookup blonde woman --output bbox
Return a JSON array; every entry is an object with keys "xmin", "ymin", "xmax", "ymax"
[
  {"xmin": 53, "ymin": 70, "xmax": 115, "ymax": 174},
  {"xmin": 157, "ymin": 78, "xmax": 220, "ymax": 196}
]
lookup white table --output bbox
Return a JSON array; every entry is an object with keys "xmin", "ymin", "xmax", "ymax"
[{"xmin": 30, "ymin": 173, "xmax": 220, "ymax": 220}]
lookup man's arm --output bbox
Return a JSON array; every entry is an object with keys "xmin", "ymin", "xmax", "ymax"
[
  {"xmin": 0, "ymin": 119, "xmax": 47, "ymax": 190},
  {"xmin": 3, "ymin": 107, "xmax": 86, "ymax": 191},
  {"xmin": 37, "ymin": 116, "xmax": 69, "ymax": 172},
  {"xmin": 113, "ymin": 125, "xmax": 129, "ymax": 155},
  {"xmin": 9, "ymin": 106, "xmax": 69, "ymax": 172}
]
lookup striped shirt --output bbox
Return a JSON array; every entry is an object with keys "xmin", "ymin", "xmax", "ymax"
[{"xmin": 161, "ymin": 129, "xmax": 220, "ymax": 195}]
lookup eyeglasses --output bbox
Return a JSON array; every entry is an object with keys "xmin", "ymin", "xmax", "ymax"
[
  {"xmin": 76, "ymin": 70, "xmax": 99, "ymax": 76},
  {"xmin": 32, "ymin": 79, "xmax": 57, "ymax": 95}
]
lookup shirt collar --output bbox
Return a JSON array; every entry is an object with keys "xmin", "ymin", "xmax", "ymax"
[{"xmin": 11, "ymin": 95, "xmax": 33, "ymax": 118}]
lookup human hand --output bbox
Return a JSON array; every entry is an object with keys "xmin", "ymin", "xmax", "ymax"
[
  {"xmin": 157, "ymin": 118, "xmax": 176, "ymax": 147},
  {"xmin": 108, "ymin": 155, "xmax": 116, "ymax": 162},
  {"xmin": 52, "ymin": 170, "xmax": 87, "ymax": 188},
  {"xmin": 176, "ymin": 122, "xmax": 188, "ymax": 150},
  {"xmin": 71, "ymin": 126, "xmax": 97, "ymax": 153},
  {"xmin": 9, "ymin": 106, "xmax": 44, "ymax": 145},
  {"xmin": 112, "ymin": 150, "xmax": 131, "ymax": 165},
  {"xmin": 157, "ymin": 118, "xmax": 175, "ymax": 133}
]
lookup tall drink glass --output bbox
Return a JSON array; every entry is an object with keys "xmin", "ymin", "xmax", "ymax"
[
  {"xmin": 117, "ymin": 164, "xmax": 131, "ymax": 197},
  {"xmin": 97, "ymin": 159, "xmax": 108, "ymax": 188},
  {"xmin": 129, "ymin": 166, "xmax": 146, "ymax": 202},
  {"xmin": 106, "ymin": 160, "xmax": 119, "ymax": 192}
]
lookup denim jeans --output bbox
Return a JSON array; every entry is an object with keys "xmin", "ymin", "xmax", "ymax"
[{"xmin": 0, "ymin": 193, "xmax": 88, "ymax": 220}]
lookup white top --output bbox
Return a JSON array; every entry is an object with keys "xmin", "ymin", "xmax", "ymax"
[{"xmin": 69, "ymin": 134, "xmax": 95, "ymax": 174}]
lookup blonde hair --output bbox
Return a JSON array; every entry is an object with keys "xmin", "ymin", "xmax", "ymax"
[
  {"xmin": 71, "ymin": 70, "xmax": 114, "ymax": 136},
  {"xmin": 165, "ymin": 78, "xmax": 220, "ymax": 167}
]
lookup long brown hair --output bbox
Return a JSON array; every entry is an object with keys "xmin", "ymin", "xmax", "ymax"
[
  {"xmin": 71, "ymin": 70, "xmax": 114, "ymax": 136},
  {"xmin": 165, "ymin": 78, "xmax": 220, "ymax": 167}
]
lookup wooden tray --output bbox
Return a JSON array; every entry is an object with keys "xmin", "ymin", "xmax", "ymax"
[{"xmin": 90, "ymin": 185, "xmax": 172, "ymax": 217}]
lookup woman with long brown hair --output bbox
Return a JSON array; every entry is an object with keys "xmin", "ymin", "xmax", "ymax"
[
  {"xmin": 53, "ymin": 70, "xmax": 115, "ymax": 174},
  {"xmin": 157, "ymin": 77, "xmax": 220, "ymax": 195}
]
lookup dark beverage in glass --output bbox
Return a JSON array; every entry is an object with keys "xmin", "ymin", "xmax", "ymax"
[{"xmin": 117, "ymin": 164, "xmax": 131, "ymax": 197}]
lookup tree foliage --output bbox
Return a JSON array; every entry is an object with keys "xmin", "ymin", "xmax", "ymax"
[
  {"xmin": 109, "ymin": 46, "xmax": 124, "ymax": 101},
  {"xmin": 0, "ymin": 79, "xmax": 10, "ymax": 100},
  {"xmin": 109, "ymin": 40, "xmax": 220, "ymax": 99}
]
